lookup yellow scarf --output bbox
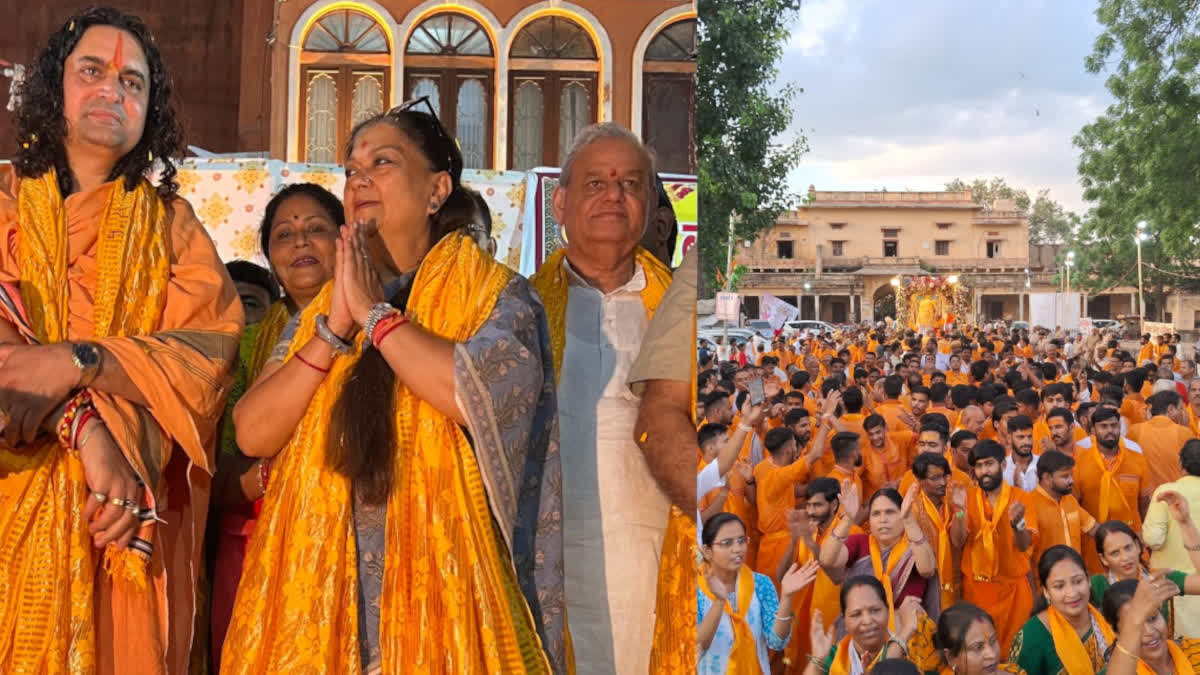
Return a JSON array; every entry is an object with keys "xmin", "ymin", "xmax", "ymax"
[
  {"xmin": 0, "ymin": 170, "xmax": 170, "ymax": 671},
  {"xmin": 1136, "ymin": 640, "xmax": 1195, "ymax": 675},
  {"xmin": 245, "ymin": 300, "xmax": 290, "ymax": 380},
  {"xmin": 699, "ymin": 565, "xmax": 760, "ymax": 674},
  {"xmin": 921, "ymin": 491, "xmax": 955, "ymax": 609},
  {"xmin": 1046, "ymin": 604, "xmax": 1114, "ymax": 675},
  {"xmin": 1089, "ymin": 436, "xmax": 1133, "ymax": 522},
  {"xmin": 223, "ymin": 234, "xmax": 549, "ymax": 673},
  {"xmin": 869, "ymin": 535, "xmax": 909, "ymax": 633},
  {"xmin": 973, "ymin": 483, "xmax": 1013, "ymax": 579},
  {"xmin": 530, "ymin": 246, "xmax": 671, "ymax": 380}
]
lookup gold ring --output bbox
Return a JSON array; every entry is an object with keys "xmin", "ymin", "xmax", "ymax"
[
  {"xmin": 109, "ymin": 496, "xmax": 124, "ymax": 506},
  {"xmin": 92, "ymin": 492, "xmax": 108, "ymax": 502}
]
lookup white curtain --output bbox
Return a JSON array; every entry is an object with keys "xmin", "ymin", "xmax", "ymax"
[
  {"xmin": 513, "ymin": 80, "xmax": 544, "ymax": 170},
  {"xmin": 456, "ymin": 78, "xmax": 487, "ymax": 168},
  {"xmin": 305, "ymin": 72, "xmax": 338, "ymax": 163}
]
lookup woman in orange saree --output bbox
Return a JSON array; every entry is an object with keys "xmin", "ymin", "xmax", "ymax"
[{"xmin": 222, "ymin": 104, "xmax": 566, "ymax": 674}]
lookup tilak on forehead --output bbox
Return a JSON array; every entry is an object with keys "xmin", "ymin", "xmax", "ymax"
[{"xmin": 111, "ymin": 32, "xmax": 124, "ymax": 72}]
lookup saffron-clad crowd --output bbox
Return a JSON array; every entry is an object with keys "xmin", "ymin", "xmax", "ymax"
[{"xmin": 697, "ymin": 322, "xmax": 1200, "ymax": 674}]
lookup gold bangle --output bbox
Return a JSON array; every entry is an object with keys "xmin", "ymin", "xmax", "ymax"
[{"xmin": 1115, "ymin": 642, "xmax": 1139, "ymax": 660}]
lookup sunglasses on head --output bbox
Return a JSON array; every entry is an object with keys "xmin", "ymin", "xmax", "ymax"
[{"xmin": 387, "ymin": 95, "xmax": 458, "ymax": 175}]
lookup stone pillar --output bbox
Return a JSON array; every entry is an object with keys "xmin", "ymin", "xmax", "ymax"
[
  {"xmin": 1021, "ymin": 293, "xmax": 1027, "ymax": 322},
  {"xmin": 851, "ymin": 294, "xmax": 858, "ymax": 322},
  {"xmin": 1131, "ymin": 292, "xmax": 1137, "ymax": 317},
  {"xmin": 815, "ymin": 294, "xmax": 822, "ymax": 322}
]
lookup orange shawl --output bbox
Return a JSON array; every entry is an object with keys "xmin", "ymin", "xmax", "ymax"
[
  {"xmin": 1088, "ymin": 436, "xmax": 1133, "ymax": 522},
  {"xmin": 1136, "ymin": 640, "xmax": 1195, "ymax": 675},
  {"xmin": 1046, "ymin": 605, "xmax": 1114, "ymax": 675},
  {"xmin": 0, "ymin": 170, "xmax": 241, "ymax": 674},
  {"xmin": 699, "ymin": 566, "xmax": 759, "ymax": 673},
  {"xmin": 973, "ymin": 483, "xmax": 1013, "ymax": 579}
]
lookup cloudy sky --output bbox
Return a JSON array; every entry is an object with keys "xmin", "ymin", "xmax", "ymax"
[{"xmin": 776, "ymin": 0, "xmax": 1114, "ymax": 213}]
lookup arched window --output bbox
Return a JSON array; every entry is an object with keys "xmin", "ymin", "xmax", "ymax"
[
  {"xmin": 643, "ymin": 18, "xmax": 696, "ymax": 174},
  {"xmin": 300, "ymin": 8, "xmax": 392, "ymax": 163},
  {"xmin": 508, "ymin": 15, "xmax": 599, "ymax": 170},
  {"xmin": 404, "ymin": 12, "xmax": 495, "ymax": 169}
]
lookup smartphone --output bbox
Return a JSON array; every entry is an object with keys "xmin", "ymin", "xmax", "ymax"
[{"xmin": 748, "ymin": 377, "xmax": 766, "ymax": 406}]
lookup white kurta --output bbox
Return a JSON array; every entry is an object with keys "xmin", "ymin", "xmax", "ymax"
[{"xmin": 558, "ymin": 259, "xmax": 669, "ymax": 675}]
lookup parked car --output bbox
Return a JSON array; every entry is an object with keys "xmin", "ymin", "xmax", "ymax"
[
  {"xmin": 1091, "ymin": 319, "xmax": 1120, "ymax": 331},
  {"xmin": 784, "ymin": 320, "xmax": 836, "ymax": 337},
  {"xmin": 744, "ymin": 320, "xmax": 774, "ymax": 335}
]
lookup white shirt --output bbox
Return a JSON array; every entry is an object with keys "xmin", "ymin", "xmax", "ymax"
[
  {"xmin": 558, "ymin": 259, "xmax": 666, "ymax": 675},
  {"xmin": 697, "ymin": 460, "xmax": 727, "ymax": 540},
  {"xmin": 1003, "ymin": 453, "xmax": 1040, "ymax": 492},
  {"xmin": 717, "ymin": 344, "xmax": 732, "ymax": 362}
]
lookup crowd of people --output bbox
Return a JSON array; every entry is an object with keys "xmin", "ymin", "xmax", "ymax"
[
  {"xmin": 0, "ymin": 7, "xmax": 699, "ymax": 674},
  {"xmin": 696, "ymin": 320, "xmax": 1200, "ymax": 674}
]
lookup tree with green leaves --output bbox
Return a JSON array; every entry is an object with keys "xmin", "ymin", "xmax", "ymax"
[
  {"xmin": 944, "ymin": 177, "xmax": 1077, "ymax": 245},
  {"xmin": 1072, "ymin": 0, "xmax": 1200, "ymax": 318},
  {"xmin": 697, "ymin": 0, "xmax": 807, "ymax": 297}
]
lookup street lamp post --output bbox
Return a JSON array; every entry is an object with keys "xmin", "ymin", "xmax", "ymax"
[
  {"xmin": 1065, "ymin": 251, "xmax": 1074, "ymax": 296},
  {"xmin": 1136, "ymin": 221, "xmax": 1147, "ymax": 321}
]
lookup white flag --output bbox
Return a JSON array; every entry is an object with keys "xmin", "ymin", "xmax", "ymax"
[{"xmin": 760, "ymin": 293, "xmax": 800, "ymax": 331}]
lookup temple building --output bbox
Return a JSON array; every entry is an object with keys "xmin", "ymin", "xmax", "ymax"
[{"xmin": 734, "ymin": 186, "xmax": 1200, "ymax": 330}]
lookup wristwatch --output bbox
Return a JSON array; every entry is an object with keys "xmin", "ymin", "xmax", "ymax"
[{"xmin": 71, "ymin": 342, "xmax": 102, "ymax": 388}]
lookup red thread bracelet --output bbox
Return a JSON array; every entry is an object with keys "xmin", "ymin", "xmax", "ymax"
[
  {"xmin": 373, "ymin": 314, "xmax": 409, "ymax": 348},
  {"xmin": 294, "ymin": 353, "xmax": 330, "ymax": 374}
]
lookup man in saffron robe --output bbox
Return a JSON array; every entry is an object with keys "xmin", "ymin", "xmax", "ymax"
[
  {"xmin": 532, "ymin": 123, "xmax": 674, "ymax": 674},
  {"xmin": 0, "ymin": 9, "xmax": 241, "ymax": 674},
  {"xmin": 961, "ymin": 439, "xmax": 1038, "ymax": 654}
]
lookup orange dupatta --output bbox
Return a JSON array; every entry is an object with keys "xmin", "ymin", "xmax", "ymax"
[
  {"xmin": 920, "ymin": 491, "xmax": 955, "ymax": 609},
  {"xmin": 1088, "ymin": 436, "xmax": 1133, "ymax": 521},
  {"xmin": 699, "ymin": 565, "xmax": 759, "ymax": 674},
  {"xmin": 869, "ymin": 535, "xmax": 909, "ymax": 633},
  {"xmin": 1136, "ymin": 640, "xmax": 1195, "ymax": 675},
  {"xmin": 973, "ymin": 483, "xmax": 1013, "ymax": 578},
  {"xmin": 1045, "ymin": 604, "xmax": 1114, "ymax": 675}
]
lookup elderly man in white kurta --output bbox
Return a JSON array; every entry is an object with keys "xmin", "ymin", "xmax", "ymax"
[{"xmin": 531, "ymin": 123, "xmax": 676, "ymax": 674}]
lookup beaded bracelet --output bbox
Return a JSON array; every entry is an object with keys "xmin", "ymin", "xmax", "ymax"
[{"xmin": 56, "ymin": 390, "xmax": 94, "ymax": 449}]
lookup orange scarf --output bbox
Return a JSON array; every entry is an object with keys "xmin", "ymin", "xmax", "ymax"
[
  {"xmin": 1046, "ymin": 604, "xmax": 1114, "ymax": 675},
  {"xmin": 829, "ymin": 634, "xmax": 887, "ymax": 675},
  {"xmin": 0, "ymin": 170, "xmax": 170, "ymax": 672},
  {"xmin": 1089, "ymin": 436, "xmax": 1132, "ymax": 521},
  {"xmin": 921, "ymin": 491, "xmax": 954, "ymax": 609},
  {"xmin": 973, "ymin": 483, "xmax": 1013, "ymax": 578},
  {"xmin": 869, "ymin": 535, "xmax": 909, "ymax": 632},
  {"xmin": 699, "ymin": 565, "xmax": 759, "ymax": 674},
  {"xmin": 1136, "ymin": 640, "xmax": 1195, "ymax": 675},
  {"xmin": 531, "ymin": 246, "xmax": 671, "ymax": 380}
]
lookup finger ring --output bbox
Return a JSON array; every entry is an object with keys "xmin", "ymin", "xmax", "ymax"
[
  {"xmin": 92, "ymin": 492, "xmax": 108, "ymax": 502},
  {"xmin": 109, "ymin": 496, "xmax": 124, "ymax": 506},
  {"xmin": 123, "ymin": 499, "xmax": 138, "ymax": 511}
]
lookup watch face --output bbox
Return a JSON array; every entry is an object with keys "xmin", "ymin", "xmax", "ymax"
[{"xmin": 75, "ymin": 343, "xmax": 100, "ymax": 368}]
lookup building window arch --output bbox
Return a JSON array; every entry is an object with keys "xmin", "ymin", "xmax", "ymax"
[
  {"xmin": 507, "ymin": 14, "xmax": 599, "ymax": 170},
  {"xmin": 404, "ymin": 11, "xmax": 496, "ymax": 169},
  {"xmin": 641, "ymin": 18, "xmax": 695, "ymax": 174},
  {"xmin": 300, "ymin": 7, "xmax": 392, "ymax": 163}
]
